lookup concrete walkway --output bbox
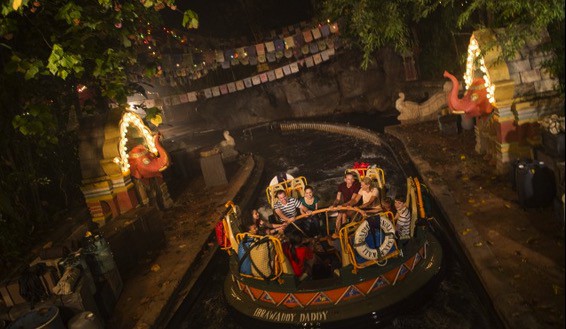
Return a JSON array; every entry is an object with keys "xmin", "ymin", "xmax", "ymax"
[
  {"xmin": 108, "ymin": 154, "xmax": 259, "ymax": 329},
  {"xmin": 386, "ymin": 122, "xmax": 565, "ymax": 329}
]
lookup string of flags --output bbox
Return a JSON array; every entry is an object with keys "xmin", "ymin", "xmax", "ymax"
[
  {"xmin": 153, "ymin": 21, "xmax": 340, "ymax": 85},
  {"xmin": 139, "ymin": 40, "xmax": 340, "ymax": 107}
]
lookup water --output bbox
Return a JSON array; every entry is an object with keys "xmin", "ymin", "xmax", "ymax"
[{"xmin": 170, "ymin": 128, "xmax": 501, "ymax": 329}]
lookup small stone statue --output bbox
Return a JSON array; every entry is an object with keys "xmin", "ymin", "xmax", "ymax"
[
  {"xmin": 396, "ymin": 81, "xmax": 452, "ymax": 122},
  {"xmin": 218, "ymin": 130, "xmax": 238, "ymax": 161}
]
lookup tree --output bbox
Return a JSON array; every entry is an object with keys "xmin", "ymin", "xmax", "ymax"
[
  {"xmin": 320, "ymin": 0, "xmax": 565, "ymax": 90},
  {"xmin": 0, "ymin": 0, "xmax": 197, "ymax": 270}
]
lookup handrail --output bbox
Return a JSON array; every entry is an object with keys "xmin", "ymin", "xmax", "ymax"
[{"xmin": 413, "ymin": 177, "xmax": 427, "ymax": 219}]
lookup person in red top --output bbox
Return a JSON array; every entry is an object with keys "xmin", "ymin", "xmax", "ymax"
[
  {"xmin": 283, "ymin": 229, "xmax": 314, "ymax": 280},
  {"xmin": 330, "ymin": 172, "xmax": 361, "ymax": 238}
]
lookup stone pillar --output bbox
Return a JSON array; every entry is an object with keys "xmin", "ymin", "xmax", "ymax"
[{"xmin": 199, "ymin": 147, "xmax": 228, "ymax": 188}]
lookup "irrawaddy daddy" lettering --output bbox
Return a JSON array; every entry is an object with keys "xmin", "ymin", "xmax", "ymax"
[{"xmin": 252, "ymin": 308, "xmax": 329, "ymax": 323}]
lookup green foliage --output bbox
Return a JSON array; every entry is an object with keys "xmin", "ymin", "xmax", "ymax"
[
  {"xmin": 46, "ymin": 44, "xmax": 83, "ymax": 79},
  {"xmin": 0, "ymin": 0, "xmax": 198, "ymax": 271},
  {"xmin": 12, "ymin": 104, "xmax": 59, "ymax": 145},
  {"xmin": 321, "ymin": 0, "xmax": 565, "ymax": 90},
  {"xmin": 182, "ymin": 10, "xmax": 199, "ymax": 29}
]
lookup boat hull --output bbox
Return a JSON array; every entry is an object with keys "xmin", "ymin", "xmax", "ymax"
[{"xmin": 224, "ymin": 230, "xmax": 443, "ymax": 328}]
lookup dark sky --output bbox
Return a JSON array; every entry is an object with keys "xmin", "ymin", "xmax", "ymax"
[{"xmin": 165, "ymin": 0, "xmax": 314, "ymax": 39}]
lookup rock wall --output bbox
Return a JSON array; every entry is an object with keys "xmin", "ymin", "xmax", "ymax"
[{"xmin": 161, "ymin": 49, "xmax": 405, "ymax": 130}]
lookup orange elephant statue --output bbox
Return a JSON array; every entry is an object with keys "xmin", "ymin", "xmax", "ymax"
[{"xmin": 443, "ymin": 71, "xmax": 493, "ymax": 118}]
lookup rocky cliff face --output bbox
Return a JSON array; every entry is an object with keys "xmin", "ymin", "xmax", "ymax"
[{"xmin": 162, "ymin": 48, "xmax": 405, "ymax": 130}]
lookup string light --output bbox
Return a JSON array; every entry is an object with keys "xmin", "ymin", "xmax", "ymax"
[
  {"xmin": 117, "ymin": 112, "xmax": 157, "ymax": 174},
  {"xmin": 463, "ymin": 36, "xmax": 496, "ymax": 104}
]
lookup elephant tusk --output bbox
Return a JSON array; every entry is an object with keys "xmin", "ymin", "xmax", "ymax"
[{"xmin": 449, "ymin": 109, "xmax": 466, "ymax": 115}]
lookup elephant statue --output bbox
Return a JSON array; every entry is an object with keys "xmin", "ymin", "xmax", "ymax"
[
  {"xmin": 443, "ymin": 71, "xmax": 493, "ymax": 118},
  {"xmin": 128, "ymin": 133, "xmax": 170, "ymax": 184},
  {"xmin": 128, "ymin": 133, "xmax": 172, "ymax": 209}
]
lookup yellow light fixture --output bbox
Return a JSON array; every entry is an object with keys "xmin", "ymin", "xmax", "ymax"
[
  {"xmin": 117, "ymin": 112, "xmax": 157, "ymax": 174},
  {"xmin": 463, "ymin": 36, "xmax": 496, "ymax": 104}
]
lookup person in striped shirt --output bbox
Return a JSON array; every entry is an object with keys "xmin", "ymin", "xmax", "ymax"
[
  {"xmin": 273, "ymin": 190, "xmax": 312, "ymax": 225},
  {"xmin": 394, "ymin": 195, "xmax": 411, "ymax": 242}
]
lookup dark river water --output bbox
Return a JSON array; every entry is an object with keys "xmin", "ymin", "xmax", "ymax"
[{"xmin": 168, "ymin": 124, "xmax": 502, "ymax": 329}]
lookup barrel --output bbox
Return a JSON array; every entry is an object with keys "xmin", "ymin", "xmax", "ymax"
[
  {"xmin": 92, "ymin": 235, "xmax": 118, "ymax": 275},
  {"xmin": 7, "ymin": 305, "xmax": 65, "ymax": 329},
  {"xmin": 68, "ymin": 311, "xmax": 104, "ymax": 329}
]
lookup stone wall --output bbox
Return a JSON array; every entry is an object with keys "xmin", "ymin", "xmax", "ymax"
[{"xmin": 160, "ymin": 48, "xmax": 405, "ymax": 130}]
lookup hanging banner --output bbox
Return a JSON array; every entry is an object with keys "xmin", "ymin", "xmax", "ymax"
[
  {"xmin": 204, "ymin": 88, "xmax": 212, "ymax": 99},
  {"xmin": 309, "ymin": 43, "xmax": 319, "ymax": 54},
  {"xmin": 284, "ymin": 36, "xmax": 295, "ymax": 49},
  {"xmin": 266, "ymin": 52, "xmax": 276, "ymax": 63},
  {"xmin": 290, "ymin": 62, "xmax": 299, "ymax": 73},
  {"xmin": 320, "ymin": 24, "xmax": 331, "ymax": 37},
  {"xmin": 227, "ymin": 82, "xmax": 236, "ymax": 93},
  {"xmin": 267, "ymin": 70, "xmax": 276, "ymax": 81},
  {"xmin": 215, "ymin": 50, "xmax": 225, "ymax": 63},
  {"xmin": 327, "ymin": 47, "xmax": 335, "ymax": 56},
  {"xmin": 187, "ymin": 92, "xmax": 198, "ymax": 102},
  {"xmin": 303, "ymin": 30, "xmax": 313, "ymax": 43},
  {"xmin": 311, "ymin": 28, "xmax": 322, "ymax": 40},
  {"xmin": 274, "ymin": 39, "xmax": 285, "ymax": 52},
  {"xmin": 236, "ymin": 80, "xmax": 245, "ymax": 91},
  {"xmin": 260, "ymin": 72, "xmax": 268, "ymax": 83},
  {"xmin": 256, "ymin": 43, "xmax": 266, "ymax": 55},
  {"xmin": 275, "ymin": 67, "xmax": 284, "ymax": 79},
  {"xmin": 305, "ymin": 56, "xmax": 314, "ymax": 68},
  {"xmin": 179, "ymin": 93, "xmax": 188, "ymax": 103},
  {"xmin": 282, "ymin": 64, "xmax": 292, "ymax": 76},
  {"xmin": 212, "ymin": 86, "xmax": 221, "ymax": 97},
  {"xmin": 313, "ymin": 53, "xmax": 322, "ymax": 65},
  {"xmin": 265, "ymin": 41, "xmax": 275, "ymax": 53},
  {"xmin": 252, "ymin": 75, "xmax": 261, "ymax": 85},
  {"xmin": 219, "ymin": 84, "xmax": 229, "ymax": 95},
  {"xmin": 244, "ymin": 77, "xmax": 253, "ymax": 88},
  {"xmin": 321, "ymin": 49, "xmax": 330, "ymax": 61}
]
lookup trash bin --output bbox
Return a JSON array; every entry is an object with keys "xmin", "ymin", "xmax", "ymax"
[
  {"xmin": 438, "ymin": 114, "xmax": 459, "ymax": 135},
  {"xmin": 68, "ymin": 311, "xmax": 104, "ymax": 329},
  {"xmin": 7, "ymin": 305, "xmax": 65, "ymax": 329}
]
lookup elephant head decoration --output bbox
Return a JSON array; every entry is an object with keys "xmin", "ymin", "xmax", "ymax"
[
  {"xmin": 128, "ymin": 133, "xmax": 170, "ymax": 183},
  {"xmin": 443, "ymin": 71, "xmax": 493, "ymax": 118}
]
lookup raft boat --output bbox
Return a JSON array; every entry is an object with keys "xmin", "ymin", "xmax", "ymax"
[{"xmin": 220, "ymin": 167, "xmax": 443, "ymax": 328}]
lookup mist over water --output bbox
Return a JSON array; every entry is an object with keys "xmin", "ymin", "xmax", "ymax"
[{"xmin": 173, "ymin": 129, "xmax": 499, "ymax": 329}]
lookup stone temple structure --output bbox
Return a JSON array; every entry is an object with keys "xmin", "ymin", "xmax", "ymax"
[
  {"xmin": 462, "ymin": 28, "xmax": 563, "ymax": 173},
  {"xmin": 78, "ymin": 109, "xmax": 172, "ymax": 225}
]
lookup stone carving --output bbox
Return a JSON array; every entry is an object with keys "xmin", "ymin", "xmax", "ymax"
[
  {"xmin": 396, "ymin": 82, "xmax": 452, "ymax": 122},
  {"xmin": 218, "ymin": 130, "xmax": 238, "ymax": 161}
]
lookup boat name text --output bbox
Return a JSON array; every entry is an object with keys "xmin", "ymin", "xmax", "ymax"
[{"xmin": 252, "ymin": 308, "xmax": 329, "ymax": 322}]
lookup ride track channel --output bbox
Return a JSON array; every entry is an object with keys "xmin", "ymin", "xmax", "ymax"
[{"xmin": 166, "ymin": 120, "xmax": 503, "ymax": 329}]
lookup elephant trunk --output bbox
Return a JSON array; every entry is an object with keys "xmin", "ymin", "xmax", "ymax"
[
  {"xmin": 154, "ymin": 134, "xmax": 170, "ymax": 172},
  {"xmin": 443, "ymin": 71, "xmax": 466, "ymax": 115}
]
